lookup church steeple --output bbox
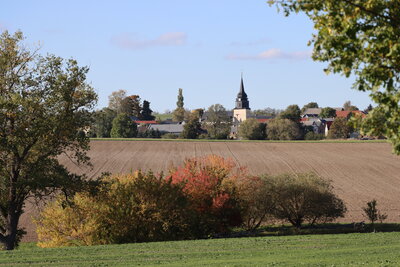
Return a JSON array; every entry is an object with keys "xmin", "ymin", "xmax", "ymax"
[{"xmin": 235, "ymin": 74, "xmax": 250, "ymax": 109}]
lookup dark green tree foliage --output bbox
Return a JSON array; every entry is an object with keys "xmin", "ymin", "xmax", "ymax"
[
  {"xmin": 238, "ymin": 118, "xmax": 266, "ymax": 140},
  {"xmin": 181, "ymin": 118, "xmax": 201, "ymax": 139},
  {"xmin": 0, "ymin": 31, "xmax": 97, "ymax": 250},
  {"xmin": 173, "ymin": 88, "xmax": 185, "ymax": 122},
  {"xmin": 264, "ymin": 172, "xmax": 346, "ymax": 228},
  {"xmin": 110, "ymin": 113, "xmax": 137, "ymax": 138},
  {"xmin": 301, "ymin": 102, "xmax": 319, "ymax": 113},
  {"xmin": 327, "ymin": 117, "xmax": 351, "ymax": 139},
  {"xmin": 92, "ymin": 108, "xmax": 117, "ymax": 138},
  {"xmin": 270, "ymin": 0, "xmax": 400, "ymax": 154},
  {"xmin": 137, "ymin": 129, "xmax": 161, "ymax": 138},
  {"xmin": 177, "ymin": 88, "xmax": 184, "ymax": 108},
  {"xmin": 278, "ymin": 104, "xmax": 301, "ymax": 122},
  {"xmin": 266, "ymin": 119, "xmax": 302, "ymax": 140},
  {"xmin": 141, "ymin": 100, "xmax": 155, "ymax": 121},
  {"xmin": 204, "ymin": 104, "xmax": 231, "ymax": 139},
  {"xmin": 320, "ymin": 107, "xmax": 337, "ymax": 118},
  {"xmin": 304, "ymin": 131, "xmax": 325, "ymax": 140}
]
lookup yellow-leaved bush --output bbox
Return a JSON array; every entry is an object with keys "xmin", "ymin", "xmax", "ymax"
[{"xmin": 35, "ymin": 171, "xmax": 192, "ymax": 247}]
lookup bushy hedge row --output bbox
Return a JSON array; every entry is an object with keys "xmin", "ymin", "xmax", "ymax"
[{"xmin": 35, "ymin": 155, "xmax": 346, "ymax": 247}]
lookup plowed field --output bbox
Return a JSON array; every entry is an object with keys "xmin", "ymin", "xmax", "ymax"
[{"xmin": 21, "ymin": 140, "xmax": 400, "ymax": 242}]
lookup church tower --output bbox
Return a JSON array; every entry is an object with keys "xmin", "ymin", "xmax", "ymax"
[{"xmin": 233, "ymin": 75, "xmax": 250, "ymax": 123}]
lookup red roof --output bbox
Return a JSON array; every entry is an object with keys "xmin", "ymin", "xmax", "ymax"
[
  {"xmin": 336, "ymin": 110, "xmax": 366, "ymax": 118},
  {"xmin": 257, "ymin": 118, "xmax": 272, "ymax": 123},
  {"xmin": 134, "ymin": 120, "xmax": 157, "ymax": 124}
]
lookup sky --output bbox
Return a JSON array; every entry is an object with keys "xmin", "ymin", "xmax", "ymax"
[{"xmin": 2, "ymin": 0, "xmax": 372, "ymax": 112}]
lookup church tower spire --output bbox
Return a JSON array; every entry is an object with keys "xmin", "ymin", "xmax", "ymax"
[{"xmin": 235, "ymin": 74, "xmax": 250, "ymax": 109}]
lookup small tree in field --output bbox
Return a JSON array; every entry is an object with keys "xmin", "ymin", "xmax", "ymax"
[{"xmin": 363, "ymin": 199, "xmax": 387, "ymax": 231}]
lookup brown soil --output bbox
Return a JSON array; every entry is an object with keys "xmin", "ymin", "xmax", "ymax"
[{"xmin": 21, "ymin": 140, "xmax": 400, "ymax": 242}]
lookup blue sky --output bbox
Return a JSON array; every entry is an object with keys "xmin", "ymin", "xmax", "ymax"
[{"xmin": 2, "ymin": 0, "xmax": 372, "ymax": 112}]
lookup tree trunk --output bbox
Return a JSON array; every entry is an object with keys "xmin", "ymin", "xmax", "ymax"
[
  {"xmin": 1, "ymin": 171, "xmax": 22, "ymax": 250},
  {"xmin": 5, "ymin": 209, "xmax": 19, "ymax": 250},
  {"xmin": 0, "ymin": 201, "xmax": 20, "ymax": 250}
]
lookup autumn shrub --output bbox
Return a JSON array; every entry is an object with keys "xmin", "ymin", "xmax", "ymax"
[
  {"xmin": 234, "ymin": 175, "xmax": 274, "ymax": 231},
  {"xmin": 168, "ymin": 155, "xmax": 244, "ymax": 236},
  {"xmin": 264, "ymin": 172, "xmax": 346, "ymax": 228},
  {"xmin": 35, "ymin": 171, "xmax": 192, "ymax": 247}
]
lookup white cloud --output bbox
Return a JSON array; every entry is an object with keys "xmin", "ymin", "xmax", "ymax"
[
  {"xmin": 226, "ymin": 48, "xmax": 312, "ymax": 60},
  {"xmin": 111, "ymin": 32, "xmax": 187, "ymax": 49}
]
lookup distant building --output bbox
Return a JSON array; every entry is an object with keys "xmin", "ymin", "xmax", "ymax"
[{"xmin": 233, "ymin": 75, "xmax": 251, "ymax": 123}]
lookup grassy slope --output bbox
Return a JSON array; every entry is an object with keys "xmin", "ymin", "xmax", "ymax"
[
  {"xmin": 2, "ymin": 232, "xmax": 400, "ymax": 266},
  {"xmin": 154, "ymin": 113, "xmax": 173, "ymax": 121}
]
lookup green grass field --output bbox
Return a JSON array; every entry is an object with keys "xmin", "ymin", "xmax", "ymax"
[
  {"xmin": 2, "ymin": 232, "xmax": 400, "ymax": 266},
  {"xmin": 153, "ymin": 113, "xmax": 173, "ymax": 121}
]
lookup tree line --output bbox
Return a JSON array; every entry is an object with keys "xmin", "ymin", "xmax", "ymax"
[{"xmin": 91, "ymin": 86, "xmax": 369, "ymax": 141}]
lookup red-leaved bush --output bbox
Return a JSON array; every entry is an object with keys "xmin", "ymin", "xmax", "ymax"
[{"xmin": 168, "ymin": 155, "xmax": 245, "ymax": 234}]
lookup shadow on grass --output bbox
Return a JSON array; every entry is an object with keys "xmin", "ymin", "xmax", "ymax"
[{"xmin": 217, "ymin": 223, "xmax": 400, "ymax": 239}]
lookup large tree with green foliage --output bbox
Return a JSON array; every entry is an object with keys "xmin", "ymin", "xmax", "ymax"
[
  {"xmin": 204, "ymin": 104, "xmax": 231, "ymax": 139},
  {"xmin": 181, "ymin": 118, "xmax": 201, "ymax": 139},
  {"xmin": 238, "ymin": 119, "xmax": 266, "ymax": 140},
  {"xmin": 320, "ymin": 107, "xmax": 337, "ymax": 118},
  {"xmin": 0, "ymin": 31, "xmax": 97, "ymax": 250},
  {"xmin": 278, "ymin": 104, "xmax": 301, "ymax": 122},
  {"xmin": 110, "ymin": 113, "xmax": 137, "ymax": 138},
  {"xmin": 91, "ymin": 108, "xmax": 117, "ymax": 138},
  {"xmin": 270, "ymin": 0, "xmax": 400, "ymax": 154},
  {"xmin": 266, "ymin": 119, "xmax": 302, "ymax": 140},
  {"xmin": 327, "ymin": 117, "xmax": 351, "ymax": 139}
]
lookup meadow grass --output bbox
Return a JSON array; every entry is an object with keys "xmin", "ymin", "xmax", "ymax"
[
  {"xmin": 1, "ymin": 232, "xmax": 399, "ymax": 266},
  {"xmin": 153, "ymin": 113, "xmax": 173, "ymax": 121}
]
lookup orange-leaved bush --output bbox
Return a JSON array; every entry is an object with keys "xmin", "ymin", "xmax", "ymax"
[
  {"xmin": 168, "ymin": 155, "xmax": 245, "ymax": 235},
  {"xmin": 35, "ymin": 171, "xmax": 192, "ymax": 247}
]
